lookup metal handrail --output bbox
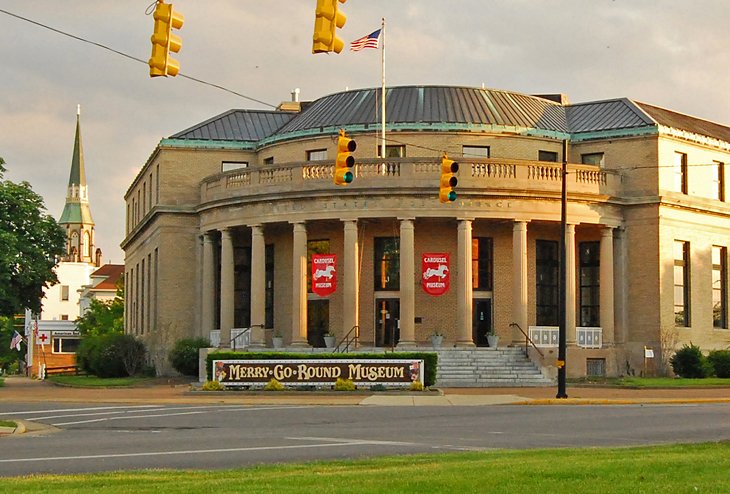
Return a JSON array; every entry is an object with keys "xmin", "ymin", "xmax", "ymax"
[
  {"xmin": 509, "ymin": 322, "xmax": 544, "ymax": 358},
  {"xmin": 333, "ymin": 325, "xmax": 360, "ymax": 353},
  {"xmin": 226, "ymin": 324, "xmax": 264, "ymax": 349}
]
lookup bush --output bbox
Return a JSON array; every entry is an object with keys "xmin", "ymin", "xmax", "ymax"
[
  {"xmin": 264, "ymin": 378, "xmax": 285, "ymax": 391},
  {"xmin": 670, "ymin": 343, "xmax": 712, "ymax": 378},
  {"xmin": 410, "ymin": 380, "xmax": 424, "ymax": 391},
  {"xmin": 168, "ymin": 338, "xmax": 210, "ymax": 376},
  {"xmin": 77, "ymin": 334, "xmax": 146, "ymax": 378},
  {"xmin": 708, "ymin": 350, "xmax": 730, "ymax": 378},
  {"xmin": 202, "ymin": 380, "xmax": 224, "ymax": 391},
  {"xmin": 334, "ymin": 378, "xmax": 356, "ymax": 391}
]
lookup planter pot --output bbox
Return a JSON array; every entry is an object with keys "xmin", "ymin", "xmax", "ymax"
[
  {"xmin": 272, "ymin": 337, "xmax": 284, "ymax": 349},
  {"xmin": 487, "ymin": 334, "xmax": 499, "ymax": 348},
  {"xmin": 324, "ymin": 335, "xmax": 336, "ymax": 348},
  {"xmin": 430, "ymin": 335, "xmax": 444, "ymax": 348}
]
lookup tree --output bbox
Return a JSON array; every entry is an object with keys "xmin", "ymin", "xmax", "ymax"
[
  {"xmin": 0, "ymin": 157, "xmax": 65, "ymax": 317},
  {"xmin": 76, "ymin": 278, "xmax": 125, "ymax": 336}
]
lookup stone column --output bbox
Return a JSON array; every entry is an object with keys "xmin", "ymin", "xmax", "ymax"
[
  {"xmin": 291, "ymin": 222, "xmax": 309, "ymax": 347},
  {"xmin": 397, "ymin": 218, "xmax": 416, "ymax": 347},
  {"xmin": 566, "ymin": 224, "xmax": 576, "ymax": 345},
  {"xmin": 512, "ymin": 221, "xmax": 529, "ymax": 344},
  {"xmin": 600, "ymin": 227, "xmax": 615, "ymax": 345},
  {"xmin": 249, "ymin": 224, "xmax": 266, "ymax": 347},
  {"xmin": 201, "ymin": 232, "xmax": 216, "ymax": 340},
  {"xmin": 219, "ymin": 228, "xmax": 235, "ymax": 347},
  {"xmin": 342, "ymin": 220, "xmax": 360, "ymax": 338},
  {"xmin": 456, "ymin": 219, "xmax": 476, "ymax": 347}
]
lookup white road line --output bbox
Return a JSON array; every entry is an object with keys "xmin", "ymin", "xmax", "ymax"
[
  {"xmin": 50, "ymin": 405, "xmax": 316, "ymax": 426},
  {"xmin": 0, "ymin": 405, "xmax": 159, "ymax": 416},
  {"xmin": 0, "ymin": 440, "xmax": 416, "ymax": 464},
  {"xmin": 288, "ymin": 436, "xmax": 418, "ymax": 446}
]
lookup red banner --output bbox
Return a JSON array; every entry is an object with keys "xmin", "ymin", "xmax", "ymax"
[
  {"xmin": 422, "ymin": 253, "xmax": 450, "ymax": 296},
  {"xmin": 312, "ymin": 254, "xmax": 337, "ymax": 296}
]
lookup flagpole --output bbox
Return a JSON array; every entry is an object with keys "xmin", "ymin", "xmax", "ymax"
[{"xmin": 380, "ymin": 17, "xmax": 386, "ymax": 159}]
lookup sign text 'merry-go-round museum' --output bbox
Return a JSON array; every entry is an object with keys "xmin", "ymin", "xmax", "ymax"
[{"xmin": 213, "ymin": 359, "xmax": 424, "ymax": 386}]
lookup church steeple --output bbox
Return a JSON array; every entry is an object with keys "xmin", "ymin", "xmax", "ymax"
[{"xmin": 59, "ymin": 106, "xmax": 100, "ymax": 265}]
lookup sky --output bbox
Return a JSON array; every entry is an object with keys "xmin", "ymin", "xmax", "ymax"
[{"xmin": 1, "ymin": 0, "xmax": 730, "ymax": 263}]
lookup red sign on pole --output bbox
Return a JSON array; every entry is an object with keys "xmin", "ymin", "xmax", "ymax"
[
  {"xmin": 312, "ymin": 254, "xmax": 337, "ymax": 296},
  {"xmin": 422, "ymin": 253, "xmax": 450, "ymax": 296}
]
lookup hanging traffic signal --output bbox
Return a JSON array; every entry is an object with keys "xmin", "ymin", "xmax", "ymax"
[
  {"xmin": 148, "ymin": 1, "xmax": 184, "ymax": 77},
  {"xmin": 439, "ymin": 154, "xmax": 459, "ymax": 203},
  {"xmin": 334, "ymin": 130, "xmax": 356, "ymax": 186},
  {"xmin": 312, "ymin": 0, "xmax": 347, "ymax": 54}
]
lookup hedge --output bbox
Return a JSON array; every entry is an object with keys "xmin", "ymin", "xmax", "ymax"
[{"xmin": 206, "ymin": 351, "xmax": 438, "ymax": 387}]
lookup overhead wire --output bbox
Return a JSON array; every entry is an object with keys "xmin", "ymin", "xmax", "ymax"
[{"xmin": 0, "ymin": 7, "xmax": 277, "ymax": 109}]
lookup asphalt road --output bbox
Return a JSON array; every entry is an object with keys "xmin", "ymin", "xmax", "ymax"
[{"xmin": 1, "ymin": 401, "xmax": 729, "ymax": 476}]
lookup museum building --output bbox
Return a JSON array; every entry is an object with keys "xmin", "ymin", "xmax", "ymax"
[{"xmin": 122, "ymin": 85, "xmax": 730, "ymax": 377}]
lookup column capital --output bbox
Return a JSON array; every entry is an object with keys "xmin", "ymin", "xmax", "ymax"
[
  {"xmin": 601, "ymin": 226, "xmax": 615, "ymax": 238},
  {"xmin": 397, "ymin": 217, "xmax": 415, "ymax": 222},
  {"xmin": 457, "ymin": 217, "xmax": 475, "ymax": 223}
]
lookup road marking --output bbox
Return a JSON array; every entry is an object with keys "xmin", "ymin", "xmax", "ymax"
[
  {"xmin": 0, "ymin": 405, "xmax": 159, "ymax": 416},
  {"xmin": 288, "ymin": 436, "xmax": 418, "ymax": 446},
  {"xmin": 0, "ymin": 439, "xmax": 417, "ymax": 464}
]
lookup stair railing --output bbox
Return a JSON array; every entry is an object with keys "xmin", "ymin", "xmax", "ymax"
[
  {"xmin": 333, "ymin": 325, "xmax": 360, "ymax": 353},
  {"xmin": 508, "ymin": 322, "xmax": 544, "ymax": 358}
]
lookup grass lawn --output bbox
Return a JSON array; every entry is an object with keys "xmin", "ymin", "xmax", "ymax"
[
  {"xmin": 570, "ymin": 376, "xmax": 730, "ymax": 387},
  {"xmin": 0, "ymin": 420, "xmax": 16, "ymax": 428},
  {"xmin": 2, "ymin": 442, "xmax": 728, "ymax": 493},
  {"xmin": 46, "ymin": 375, "xmax": 153, "ymax": 387}
]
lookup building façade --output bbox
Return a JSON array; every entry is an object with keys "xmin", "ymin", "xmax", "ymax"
[{"xmin": 122, "ymin": 85, "xmax": 730, "ymax": 377}]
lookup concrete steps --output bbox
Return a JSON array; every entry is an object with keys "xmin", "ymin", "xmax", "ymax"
[{"xmin": 434, "ymin": 347, "xmax": 554, "ymax": 387}]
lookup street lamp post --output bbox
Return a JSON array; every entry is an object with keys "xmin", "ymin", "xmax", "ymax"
[{"xmin": 557, "ymin": 139, "xmax": 569, "ymax": 399}]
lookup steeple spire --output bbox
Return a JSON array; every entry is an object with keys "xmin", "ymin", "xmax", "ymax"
[{"xmin": 59, "ymin": 106, "xmax": 98, "ymax": 265}]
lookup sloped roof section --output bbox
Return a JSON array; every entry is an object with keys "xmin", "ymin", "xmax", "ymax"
[
  {"xmin": 276, "ymin": 86, "xmax": 568, "ymax": 135},
  {"xmin": 635, "ymin": 101, "xmax": 730, "ymax": 144},
  {"xmin": 170, "ymin": 109, "xmax": 295, "ymax": 141},
  {"xmin": 566, "ymin": 98, "xmax": 655, "ymax": 134}
]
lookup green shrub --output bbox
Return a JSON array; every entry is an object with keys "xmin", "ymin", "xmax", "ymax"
[
  {"xmin": 169, "ymin": 338, "xmax": 210, "ymax": 376},
  {"xmin": 334, "ymin": 378, "xmax": 356, "ymax": 391},
  {"xmin": 707, "ymin": 350, "xmax": 730, "ymax": 378},
  {"xmin": 264, "ymin": 378, "xmax": 285, "ymax": 391},
  {"xmin": 77, "ymin": 334, "xmax": 146, "ymax": 377},
  {"xmin": 202, "ymin": 380, "xmax": 224, "ymax": 391},
  {"xmin": 670, "ymin": 343, "xmax": 711, "ymax": 378}
]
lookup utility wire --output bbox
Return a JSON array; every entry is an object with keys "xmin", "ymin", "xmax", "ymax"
[{"xmin": 0, "ymin": 8, "xmax": 277, "ymax": 109}]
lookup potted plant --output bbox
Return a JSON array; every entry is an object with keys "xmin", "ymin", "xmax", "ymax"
[
  {"xmin": 272, "ymin": 331, "xmax": 284, "ymax": 349},
  {"xmin": 487, "ymin": 329, "xmax": 499, "ymax": 349},
  {"xmin": 430, "ymin": 330, "xmax": 444, "ymax": 349},
  {"xmin": 323, "ymin": 331, "xmax": 336, "ymax": 349}
]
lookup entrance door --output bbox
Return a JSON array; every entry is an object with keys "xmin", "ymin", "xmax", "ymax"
[
  {"xmin": 375, "ymin": 298, "xmax": 400, "ymax": 348},
  {"xmin": 307, "ymin": 299, "xmax": 329, "ymax": 347},
  {"xmin": 473, "ymin": 299, "xmax": 492, "ymax": 346}
]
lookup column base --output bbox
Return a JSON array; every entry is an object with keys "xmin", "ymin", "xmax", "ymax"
[
  {"xmin": 455, "ymin": 340, "xmax": 476, "ymax": 348},
  {"xmin": 289, "ymin": 340, "xmax": 311, "ymax": 348}
]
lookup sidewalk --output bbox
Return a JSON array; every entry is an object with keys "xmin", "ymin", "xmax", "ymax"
[{"xmin": 1, "ymin": 376, "xmax": 729, "ymax": 406}]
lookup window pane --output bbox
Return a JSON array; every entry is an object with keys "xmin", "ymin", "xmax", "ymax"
[
  {"xmin": 581, "ymin": 153, "xmax": 604, "ymax": 166},
  {"xmin": 463, "ymin": 146, "xmax": 490, "ymax": 158}
]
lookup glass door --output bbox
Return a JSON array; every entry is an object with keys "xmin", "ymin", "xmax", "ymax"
[
  {"xmin": 473, "ymin": 298, "xmax": 492, "ymax": 346},
  {"xmin": 375, "ymin": 298, "xmax": 400, "ymax": 348}
]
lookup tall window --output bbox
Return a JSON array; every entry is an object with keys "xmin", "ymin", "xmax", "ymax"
[
  {"xmin": 712, "ymin": 246, "xmax": 727, "ymax": 329},
  {"xmin": 307, "ymin": 240, "xmax": 330, "ymax": 293},
  {"xmin": 674, "ymin": 240, "xmax": 690, "ymax": 327},
  {"xmin": 463, "ymin": 146, "xmax": 490, "ymax": 158},
  {"xmin": 579, "ymin": 242, "xmax": 600, "ymax": 327},
  {"xmin": 674, "ymin": 152, "xmax": 688, "ymax": 194},
  {"xmin": 472, "ymin": 237, "xmax": 493, "ymax": 290},
  {"xmin": 265, "ymin": 244, "xmax": 274, "ymax": 329},
  {"xmin": 713, "ymin": 161, "xmax": 725, "ymax": 201},
  {"xmin": 374, "ymin": 237, "xmax": 399, "ymax": 290},
  {"xmin": 538, "ymin": 150, "xmax": 558, "ymax": 162},
  {"xmin": 61, "ymin": 285, "xmax": 69, "ymax": 301},
  {"xmin": 306, "ymin": 149, "xmax": 327, "ymax": 161},
  {"xmin": 581, "ymin": 153, "xmax": 604, "ymax": 167},
  {"xmin": 536, "ymin": 240, "xmax": 559, "ymax": 326},
  {"xmin": 376, "ymin": 145, "xmax": 405, "ymax": 158}
]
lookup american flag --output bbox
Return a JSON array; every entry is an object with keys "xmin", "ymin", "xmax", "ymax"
[
  {"xmin": 10, "ymin": 331, "xmax": 23, "ymax": 351},
  {"xmin": 350, "ymin": 29, "xmax": 381, "ymax": 52}
]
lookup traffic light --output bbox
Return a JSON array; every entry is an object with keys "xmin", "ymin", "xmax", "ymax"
[
  {"xmin": 334, "ymin": 130, "xmax": 356, "ymax": 186},
  {"xmin": 312, "ymin": 0, "xmax": 347, "ymax": 54},
  {"xmin": 439, "ymin": 154, "xmax": 459, "ymax": 203},
  {"xmin": 148, "ymin": 1, "xmax": 184, "ymax": 77}
]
